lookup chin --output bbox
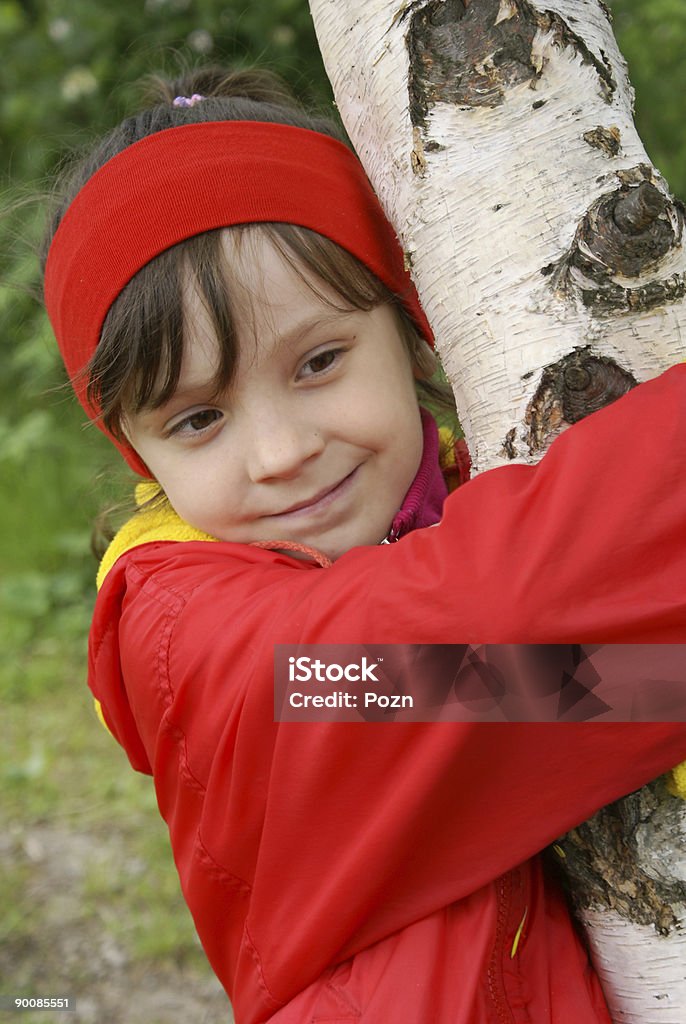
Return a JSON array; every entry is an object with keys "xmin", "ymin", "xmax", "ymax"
[
  {"xmin": 316, "ymin": 536, "xmax": 352, "ymax": 562},
  {"xmin": 324, "ymin": 529, "xmax": 387, "ymax": 562}
]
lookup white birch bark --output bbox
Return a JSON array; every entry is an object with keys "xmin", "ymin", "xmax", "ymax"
[{"xmin": 309, "ymin": 0, "xmax": 686, "ymax": 1018}]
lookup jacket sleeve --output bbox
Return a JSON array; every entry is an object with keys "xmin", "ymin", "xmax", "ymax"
[{"xmin": 90, "ymin": 364, "xmax": 686, "ymax": 1012}]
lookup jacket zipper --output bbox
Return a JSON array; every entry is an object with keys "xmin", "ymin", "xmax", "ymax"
[
  {"xmin": 486, "ymin": 866, "xmax": 533, "ymax": 1024},
  {"xmin": 487, "ymin": 872, "xmax": 515, "ymax": 1023}
]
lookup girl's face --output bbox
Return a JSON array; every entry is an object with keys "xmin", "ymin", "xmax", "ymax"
[{"xmin": 124, "ymin": 234, "xmax": 425, "ymax": 561}]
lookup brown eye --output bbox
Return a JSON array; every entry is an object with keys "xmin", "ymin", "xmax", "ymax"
[
  {"xmin": 186, "ymin": 409, "xmax": 221, "ymax": 432},
  {"xmin": 170, "ymin": 408, "xmax": 222, "ymax": 437},
  {"xmin": 299, "ymin": 348, "xmax": 343, "ymax": 379}
]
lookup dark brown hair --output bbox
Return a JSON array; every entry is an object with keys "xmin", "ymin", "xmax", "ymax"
[{"xmin": 43, "ymin": 65, "xmax": 448, "ymax": 444}]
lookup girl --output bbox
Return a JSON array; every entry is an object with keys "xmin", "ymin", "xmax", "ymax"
[{"xmin": 43, "ymin": 68, "xmax": 686, "ymax": 1024}]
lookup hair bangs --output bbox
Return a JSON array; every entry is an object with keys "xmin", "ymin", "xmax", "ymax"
[{"xmin": 86, "ymin": 231, "xmax": 240, "ymax": 438}]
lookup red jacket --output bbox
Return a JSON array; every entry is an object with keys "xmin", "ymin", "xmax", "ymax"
[{"xmin": 90, "ymin": 365, "xmax": 686, "ymax": 1023}]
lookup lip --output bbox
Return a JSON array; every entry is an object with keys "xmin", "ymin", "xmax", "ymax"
[{"xmin": 270, "ymin": 467, "xmax": 360, "ymax": 519}]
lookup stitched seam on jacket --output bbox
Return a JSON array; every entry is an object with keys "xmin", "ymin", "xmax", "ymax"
[
  {"xmin": 319, "ymin": 977, "xmax": 362, "ymax": 1019},
  {"xmin": 91, "ymin": 612, "xmax": 116, "ymax": 667},
  {"xmin": 243, "ymin": 919, "xmax": 286, "ymax": 1011},
  {"xmin": 114, "ymin": 558, "xmax": 211, "ymax": 795},
  {"xmin": 91, "ymin": 560, "xmax": 192, "ymax": 768},
  {"xmin": 157, "ymin": 589, "xmax": 212, "ymax": 797},
  {"xmin": 191, "ymin": 837, "xmax": 285, "ymax": 1012},
  {"xmin": 194, "ymin": 829, "xmax": 252, "ymax": 897}
]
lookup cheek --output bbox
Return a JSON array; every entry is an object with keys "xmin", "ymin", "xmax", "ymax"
[
  {"xmin": 374, "ymin": 387, "xmax": 424, "ymax": 482},
  {"xmin": 156, "ymin": 465, "xmax": 213, "ymax": 520},
  {"xmin": 383, "ymin": 371, "xmax": 424, "ymax": 442},
  {"xmin": 404, "ymin": 407, "xmax": 426, "ymax": 475},
  {"xmin": 166, "ymin": 486, "xmax": 229, "ymax": 539},
  {"xmin": 159, "ymin": 479, "xmax": 194, "ymax": 523}
]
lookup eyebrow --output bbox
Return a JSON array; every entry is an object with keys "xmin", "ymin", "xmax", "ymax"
[
  {"xmin": 136, "ymin": 363, "xmax": 228, "ymax": 415},
  {"xmin": 275, "ymin": 308, "xmax": 361, "ymax": 350}
]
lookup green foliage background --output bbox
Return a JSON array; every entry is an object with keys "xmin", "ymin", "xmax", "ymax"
[{"xmin": 0, "ymin": 0, "xmax": 684, "ymax": 1014}]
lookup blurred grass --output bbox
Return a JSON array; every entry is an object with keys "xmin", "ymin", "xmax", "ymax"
[
  {"xmin": 2, "ymin": 673, "xmax": 196, "ymax": 962},
  {"xmin": 0, "ymin": 387, "xmax": 221, "ymax": 1017}
]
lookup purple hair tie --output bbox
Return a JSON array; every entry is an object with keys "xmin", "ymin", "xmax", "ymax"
[{"xmin": 172, "ymin": 94, "xmax": 205, "ymax": 108}]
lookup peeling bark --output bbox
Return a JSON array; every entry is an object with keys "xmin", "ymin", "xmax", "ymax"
[
  {"xmin": 553, "ymin": 779, "xmax": 685, "ymax": 934},
  {"xmin": 525, "ymin": 347, "xmax": 636, "ymax": 454},
  {"xmin": 407, "ymin": 0, "xmax": 616, "ymax": 125},
  {"xmin": 407, "ymin": 0, "xmax": 540, "ymax": 119},
  {"xmin": 545, "ymin": 166, "xmax": 685, "ymax": 314},
  {"xmin": 583, "ymin": 124, "xmax": 622, "ymax": 157}
]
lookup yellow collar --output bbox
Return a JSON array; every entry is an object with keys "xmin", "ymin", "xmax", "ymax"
[{"xmin": 96, "ymin": 482, "xmax": 216, "ymax": 590}]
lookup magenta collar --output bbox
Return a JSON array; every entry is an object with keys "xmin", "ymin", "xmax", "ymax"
[{"xmin": 385, "ymin": 410, "xmax": 447, "ymax": 542}]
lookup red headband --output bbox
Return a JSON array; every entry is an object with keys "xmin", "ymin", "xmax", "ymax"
[{"xmin": 44, "ymin": 121, "xmax": 432, "ymax": 476}]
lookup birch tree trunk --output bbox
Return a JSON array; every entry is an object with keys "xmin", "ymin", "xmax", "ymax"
[{"xmin": 308, "ymin": 0, "xmax": 686, "ymax": 1018}]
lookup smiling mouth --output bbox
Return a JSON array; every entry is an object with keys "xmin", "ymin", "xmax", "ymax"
[{"xmin": 270, "ymin": 467, "xmax": 360, "ymax": 518}]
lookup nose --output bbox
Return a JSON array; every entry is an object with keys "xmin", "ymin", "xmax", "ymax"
[{"xmin": 247, "ymin": 406, "xmax": 325, "ymax": 483}]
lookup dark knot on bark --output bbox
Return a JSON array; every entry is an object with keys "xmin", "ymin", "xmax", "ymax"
[
  {"xmin": 524, "ymin": 348, "xmax": 637, "ymax": 453},
  {"xmin": 541, "ymin": 167, "xmax": 685, "ymax": 312},
  {"xmin": 563, "ymin": 365, "xmax": 592, "ymax": 392},
  {"xmin": 612, "ymin": 180, "xmax": 667, "ymax": 236}
]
